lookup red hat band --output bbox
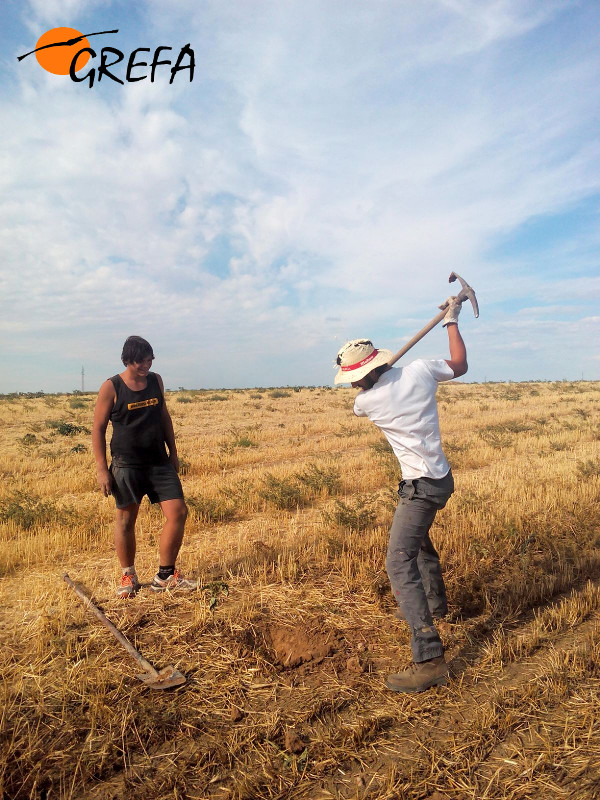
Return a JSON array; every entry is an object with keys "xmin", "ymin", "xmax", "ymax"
[{"xmin": 340, "ymin": 349, "xmax": 379, "ymax": 372}]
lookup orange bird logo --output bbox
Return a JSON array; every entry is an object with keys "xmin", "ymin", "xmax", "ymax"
[{"xmin": 18, "ymin": 28, "xmax": 118, "ymax": 74}]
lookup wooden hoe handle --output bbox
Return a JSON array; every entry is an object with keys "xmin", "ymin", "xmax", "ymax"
[{"xmin": 63, "ymin": 573, "xmax": 158, "ymax": 676}]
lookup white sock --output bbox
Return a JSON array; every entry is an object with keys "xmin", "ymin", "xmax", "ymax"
[{"xmin": 122, "ymin": 565, "xmax": 136, "ymax": 575}]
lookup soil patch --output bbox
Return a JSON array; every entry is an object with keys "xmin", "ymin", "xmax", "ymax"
[{"xmin": 263, "ymin": 622, "xmax": 340, "ymax": 668}]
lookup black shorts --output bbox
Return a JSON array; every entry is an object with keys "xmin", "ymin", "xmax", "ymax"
[{"xmin": 110, "ymin": 462, "xmax": 184, "ymax": 509}]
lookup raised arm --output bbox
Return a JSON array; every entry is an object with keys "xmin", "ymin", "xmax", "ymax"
[
  {"xmin": 442, "ymin": 297, "xmax": 468, "ymax": 378},
  {"xmin": 445, "ymin": 323, "xmax": 468, "ymax": 378},
  {"xmin": 92, "ymin": 380, "xmax": 117, "ymax": 496}
]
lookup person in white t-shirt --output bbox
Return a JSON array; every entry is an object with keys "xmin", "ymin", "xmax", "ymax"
[{"xmin": 334, "ymin": 297, "xmax": 467, "ymax": 693}]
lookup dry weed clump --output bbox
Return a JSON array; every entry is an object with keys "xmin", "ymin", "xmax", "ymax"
[{"xmin": 0, "ymin": 381, "xmax": 599, "ymax": 799}]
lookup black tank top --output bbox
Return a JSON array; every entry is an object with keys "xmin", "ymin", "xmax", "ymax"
[{"xmin": 109, "ymin": 372, "xmax": 169, "ymax": 467}]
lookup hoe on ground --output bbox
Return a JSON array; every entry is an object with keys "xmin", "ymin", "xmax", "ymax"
[{"xmin": 63, "ymin": 573, "xmax": 187, "ymax": 690}]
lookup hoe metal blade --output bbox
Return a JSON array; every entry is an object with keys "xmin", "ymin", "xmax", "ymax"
[{"xmin": 137, "ymin": 665, "xmax": 187, "ymax": 689}]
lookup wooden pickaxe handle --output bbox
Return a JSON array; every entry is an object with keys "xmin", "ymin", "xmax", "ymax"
[
  {"xmin": 387, "ymin": 272, "xmax": 478, "ymax": 367},
  {"xmin": 387, "ymin": 307, "xmax": 449, "ymax": 366}
]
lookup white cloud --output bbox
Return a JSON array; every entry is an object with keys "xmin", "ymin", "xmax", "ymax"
[
  {"xmin": 25, "ymin": 0, "xmax": 110, "ymax": 28},
  {"xmin": 1, "ymin": 0, "xmax": 599, "ymax": 390}
]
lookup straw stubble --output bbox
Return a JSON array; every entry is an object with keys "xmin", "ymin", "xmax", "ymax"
[{"xmin": 0, "ymin": 381, "xmax": 599, "ymax": 798}]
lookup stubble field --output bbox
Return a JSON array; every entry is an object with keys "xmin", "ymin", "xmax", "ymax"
[{"xmin": 1, "ymin": 379, "xmax": 600, "ymax": 800}]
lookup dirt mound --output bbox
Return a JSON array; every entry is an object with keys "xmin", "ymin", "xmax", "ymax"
[{"xmin": 264, "ymin": 622, "xmax": 339, "ymax": 668}]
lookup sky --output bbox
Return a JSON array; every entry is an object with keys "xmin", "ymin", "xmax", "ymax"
[{"xmin": 1, "ymin": 0, "xmax": 599, "ymax": 392}]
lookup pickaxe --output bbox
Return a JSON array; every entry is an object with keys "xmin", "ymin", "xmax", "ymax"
[{"xmin": 387, "ymin": 272, "xmax": 478, "ymax": 367}]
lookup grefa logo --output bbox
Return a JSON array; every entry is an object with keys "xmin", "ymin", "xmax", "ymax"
[{"xmin": 18, "ymin": 27, "xmax": 195, "ymax": 87}]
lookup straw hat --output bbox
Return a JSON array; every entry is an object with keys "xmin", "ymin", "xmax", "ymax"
[{"xmin": 334, "ymin": 339, "xmax": 393, "ymax": 385}]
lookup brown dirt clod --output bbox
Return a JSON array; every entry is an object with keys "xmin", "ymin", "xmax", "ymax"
[
  {"xmin": 346, "ymin": 655, "xmax": 365, "ymax": 673},
  {"xmin": 284, "ymin": 726, "xmax": 306, "ymax": 754},
  {"xmin": 265, "ymin": 622, "xmax": 337, "ymax": 668}
]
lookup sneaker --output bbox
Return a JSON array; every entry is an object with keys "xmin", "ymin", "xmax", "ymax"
[
  {"xmin": 117, "ymin": 572, "xmax": 140, "ymax": 599},
  {"xmin": 150, "ymin": 569, "xmax": 197, "ymax": 592},
  {"xmin": 385, "ymin": 656, "xmax": 449, "ymax": 693}
]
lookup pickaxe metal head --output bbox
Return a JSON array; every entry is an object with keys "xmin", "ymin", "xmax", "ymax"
[{"xmin": 449, "ymin": 271, "xmax": 479, "ymax": 318}]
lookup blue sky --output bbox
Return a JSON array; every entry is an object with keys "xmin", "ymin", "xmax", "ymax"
[{"xmin": 1, "ymin": 0, "xmax": 598, "ymax": 391}]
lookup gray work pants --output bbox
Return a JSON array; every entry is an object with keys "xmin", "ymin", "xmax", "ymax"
[{"xmin": 385, "ymin": 470, "xmax": 454, "ymax": 663}]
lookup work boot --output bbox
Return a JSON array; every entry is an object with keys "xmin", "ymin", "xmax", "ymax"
[{"xmin": 385, "ymin": 656, "xmax": 448, "ymax": 693}]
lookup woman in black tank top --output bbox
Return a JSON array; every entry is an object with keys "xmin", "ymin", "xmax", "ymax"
[
  {"xmin": 109, "ymin": 372, "xmax": 169, "ymax": 467},
  {"xmin": 92, "ymin": 336, "xmax": 194, "ymax": 598}
]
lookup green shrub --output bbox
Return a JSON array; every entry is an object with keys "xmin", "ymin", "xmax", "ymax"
[
  {"xmin": 323, "ymin": 496, "xmax": 377, "ymax": 532},
  {"xmin": 549, "ymin": 441, "xmax": 569, "ymax": 451},
  {"xmin": 208, "ymin": 394, "xmax": 228, "ymax": 402},
  {"xmin": 269, "ymin": 390, "xmax": 292, "ymax": 399},
  {"xmin": 176, "ymin": 396, "xmax": 193, "ymax": 403},
  {"xmin": 483, "ymin": 420, "xmax": 532, "ymax": 435},
  {"xmin": 443, "ymin": 439, "xmax": 467, "ymax": 455},
  {"xmin": 187, "ymin": 493, "xmax": 237, "ymax": 524},
  {"xmin": 574, "ymin": 408, "xmax": 590, "ymax": 420},
  {"xmin": 0, "ymin": 491, "xmax": 73, "ymax": 530},
  {"xmin": 221, "ymin": 427, "xmax": 259, "ymax": 451},
  {"xmin": 479, "ymin": 430, "xmax": 514, "ymax": 449},
  {"xmin": 259, "ymin": 474, "xmax": 306, "ymax": 510},
  {"xmin": 46, "ymin": 420, "xmax": 89, "ymax": 436},
  {"xmin": 231, "ymin": 427, "xmax": 258, "ymax": 448},
  {"xmin": 223, "ymin": 479, "xmax": 256, "ymax": 509},
  {"xmin": 234, "ymin": 436, "xmax": 256, "ymax": 448},
  {"xmin": 295, "ymin": 463, "xmax": 341, "ymax": 495},
  {"xmin": 205, "ymin": 580, "xmax": 229, "ymax": 610},
  {"xmin": 334, "ymin": 424, "xmax": 368, "ymax": 438},
  {"xmin": 69, "ymin": 399, "xmax": 87, "ymax": 409},
  {"xmin": 70, "ymin": 444, "xmax": 87, "ymax": 454},
  {"xmin": 576, "ymin": 459, "xmax": 600, "ymax": 478},
  {"xmin": 20, "ymin": 433, "xmax": 38, "ymax": 446}
]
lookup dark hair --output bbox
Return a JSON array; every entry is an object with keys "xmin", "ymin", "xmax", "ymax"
[
  {"xmin": 372, "ymin": 364, "xmax": 390, "ymax": 376},
  {"xmin": 121, "ymin": 336, "xmax": 155, "ymax": 366}
]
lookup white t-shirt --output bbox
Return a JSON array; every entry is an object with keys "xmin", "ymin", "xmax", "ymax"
[{"xmin": 353, "ymin": 359, "xmax": 455, "ymax": 480}]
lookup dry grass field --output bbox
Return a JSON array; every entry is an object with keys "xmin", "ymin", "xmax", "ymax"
[{"xmin": 1, "ymin": 379, "xmax": 600, "ymax": 800}]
